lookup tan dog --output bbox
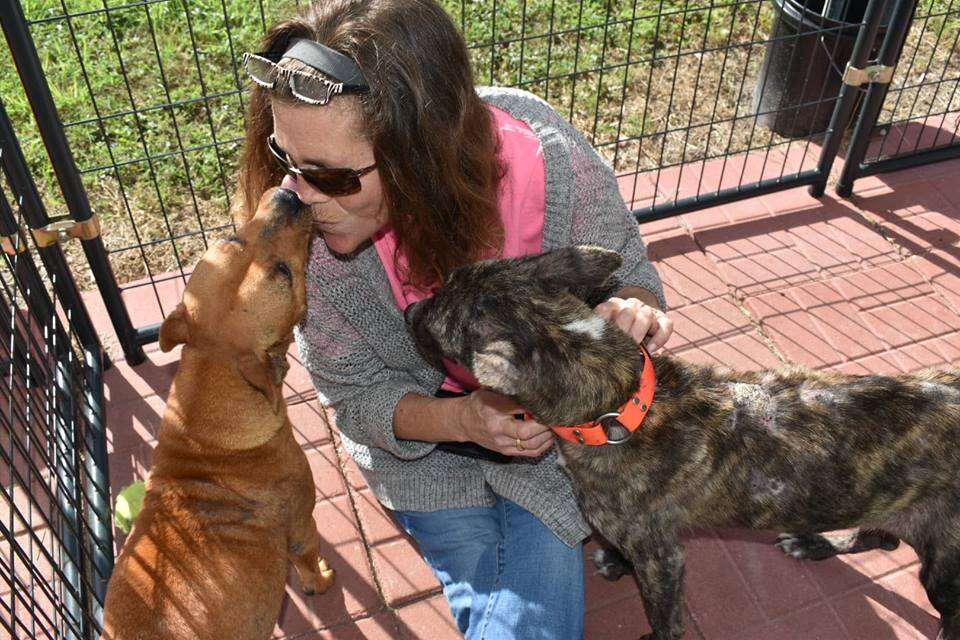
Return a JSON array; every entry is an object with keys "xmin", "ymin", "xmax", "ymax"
[{"xmin": 102, "ymin": 188, "xmax": 334, "ymax": 640}]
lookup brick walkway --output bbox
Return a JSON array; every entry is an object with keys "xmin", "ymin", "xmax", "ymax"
[{"xmin": 102, "ymin": 157, "xmax": 960, "ymax": 639}]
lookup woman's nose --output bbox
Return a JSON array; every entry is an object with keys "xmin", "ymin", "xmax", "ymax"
[{"xmin": 280, "ymin": 173, "xmax": 332, "ymax": 206}]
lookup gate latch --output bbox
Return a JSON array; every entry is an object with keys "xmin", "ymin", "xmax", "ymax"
[
  {"xmin": 31, "ymin": 214, "xmax": 101, "ymax": 248},
  {"xmin": 843, "ymin": 62, "xmax": 895, "ymax": 87}
]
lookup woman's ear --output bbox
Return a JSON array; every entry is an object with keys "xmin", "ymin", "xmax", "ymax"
[{"xmin": 159, "ymin": 303, "xmax": 189, "ymax": 352}]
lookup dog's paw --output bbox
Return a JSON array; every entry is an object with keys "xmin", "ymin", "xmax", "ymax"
[
  {"xmin": 591, "ymin": 547, "xmax": 632, "ymax": 582},
  {"xmin": 775, "ymin": 533, "xmax": 838, "ymax": 561},
  {"xmin": 301, "ymin": 558, "xmax": 336, "ymax": 596}
]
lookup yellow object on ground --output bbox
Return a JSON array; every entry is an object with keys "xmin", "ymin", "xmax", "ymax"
[{"xmin": 114, "ymin": 480, "xmax": 146, "ymax": 534}]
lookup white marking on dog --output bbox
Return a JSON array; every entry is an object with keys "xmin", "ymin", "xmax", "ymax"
[
  {"xmin": 473, "ymin": 340, "xmax": 520, "ymax": 395},
  {"xmin": 563, "ymin": 315, "xmax": 606, "ymax": 340},
  {"xmin": 799, "ymin": 384, "xmax": 839, "ymax": 407},
  {"xmin": 919, "ymin": 381, "xmax": 960, "ymax": 402},
  {"xmin": 555, "ymin": 447, "xmax": 567, "ymax": 468},
  {"xmin": 729, "ymin": 383, "xmax": 778, "ymax": 432},
  {"xmin": 749, "ymin": 470, "xmax": 787, "ymax": 500}
]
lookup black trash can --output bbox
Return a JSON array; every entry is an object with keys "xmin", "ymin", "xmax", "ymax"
[{"xmin": 754, "ymin": 0, "xmax": 887, "ymax": 138}]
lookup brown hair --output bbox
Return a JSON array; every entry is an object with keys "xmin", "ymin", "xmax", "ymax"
[{"xmin": 238, "ymin": 0, "xmax": 504, "ymax": 289}]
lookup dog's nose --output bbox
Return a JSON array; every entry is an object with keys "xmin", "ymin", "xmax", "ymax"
[{"xmin": 272, "ymin": 187, "xmax": 305, "ymax": 217}]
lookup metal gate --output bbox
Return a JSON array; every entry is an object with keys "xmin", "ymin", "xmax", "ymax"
[
  {"xmin": 837, "ymin": 0, "xmax": 960, "ymax": 193},
  {"xmin": 0, "ymin": 98, "xmax": 113, "ymax": 638},
  {"xmin": 3, "ymin": 0, "xmax": 955, "ymax": 364}
]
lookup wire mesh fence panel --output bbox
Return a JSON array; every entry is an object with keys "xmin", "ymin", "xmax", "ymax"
[
  {"xmin": 864, "ymin": 0, "xmax": 960, "ymax": 164},
  {"xmin": 2, "ymin": 0, "xmax": 957, "ymax": 345},
  {"xmin": 459, "ymin": 0, "xmax": 845, "ymax": 212},
  {"xmin": 1, "ymin": 0, "xmax": 306, "ymax": 333},
  {"xmin": 0, "ymin": 123, "xmax": 111, "ymax": 639}
]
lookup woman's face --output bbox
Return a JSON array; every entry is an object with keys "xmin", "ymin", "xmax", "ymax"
[{"xmin": 271, "ymin": 97, "xmax": 387, "ymax": 255}]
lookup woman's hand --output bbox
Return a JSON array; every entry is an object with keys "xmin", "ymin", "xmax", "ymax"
[
  {"xmin": 456, "ymin": 389, "xmax": 553, "ymax": 457},
  {"xmin": 594, "ymin": 296, "xmax": 673, "ymax": 352}
]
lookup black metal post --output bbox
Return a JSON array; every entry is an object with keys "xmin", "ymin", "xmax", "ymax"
[
  {"xmin": 852, "ymin": 141, "xmax": 960, "ymax": 177},
  {"xmin": 82, "ymin": 345, "xmax": 114, "ymax": 628},
  {"xmin": 834, "ymin": 0, "xmax": 918, "ymax": 197},
  {"xmin": 809, "ymin": 0, "xmax": 895, "ymax": 197},
  {"xmin": 0, "ymin": 103, "xmax": 108, "ymax": 361},
  {"xmin": 2, "ymin": 172, "xmax": 112, "ymax": 640},
  {"xmin": 52, "ymin": 355, "xmax": 87, "ymax": 640},
  {"xmin": 0, "ymin": 0, "xmax": 145, "ymax": 365},
  {"xmin": 634, "ymin": 169, "xmax": 822, "ymax": 221}
]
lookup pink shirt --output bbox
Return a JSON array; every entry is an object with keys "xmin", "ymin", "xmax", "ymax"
[{"xmin": 373, "ymin": 104, "xmax": 546, "ymax": 392}]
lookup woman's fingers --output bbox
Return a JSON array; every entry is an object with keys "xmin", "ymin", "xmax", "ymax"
[
  {"xmin": 517, "ymin": 429, "xmax": 554, "ymax": 452},
  {"xmin": 496, "ymin": 416, "xmax": 554, "ymax": 457},
  {"xmin": 644, "ymin": 310, "xmax": 673, "ymax": 353},
  {"xmin": 594, "ymin": 297, "xmax": 674, "ymax": 352}
]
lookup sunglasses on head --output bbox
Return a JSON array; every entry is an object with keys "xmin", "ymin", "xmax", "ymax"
[
  {"xmin": 267, "ymin": 134, "xmax": 377, "ymax": 197},
  {"xmin": 243, "ymin": 39, "xmax": 368, "ymax": 106},
  {"xmin": 244, "ymin": 53, "xmax": 352, "ymax": 105}
]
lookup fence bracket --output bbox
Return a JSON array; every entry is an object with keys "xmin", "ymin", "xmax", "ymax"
[
  {"xmin": 1, "ymin": 234, "xmax": 28, "ymax": 255},
  {"xmin": 31, "ymin": 214, "xmax": 101, "ymax": 247},
  {"xmin": 842, "ymin": 62, "xmax": 895, "ymax": 87}
]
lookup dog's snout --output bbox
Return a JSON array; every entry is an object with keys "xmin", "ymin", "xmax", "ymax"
[{"xmin": 272, "ymin": 188, "xmax": 305, "ymax": 217}]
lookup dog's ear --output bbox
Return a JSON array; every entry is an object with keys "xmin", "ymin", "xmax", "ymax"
[
  {"xmin": 514, "ymin": 246, "xmax": 622, "ymax": 303},
  {"xmin": 472, "ymin": 340, "xmax": 521, "ymax": 396},
  {"xmin": 159, "ymin": 303, "xmax": 189, "ymax": 352},
  {"xmin": 237, "ymin": 353, "xmax": 284, "ymax": 415}
]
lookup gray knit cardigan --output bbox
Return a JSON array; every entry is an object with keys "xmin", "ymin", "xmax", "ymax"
[{"xmin": 294, "ymin": 86, "xmax": 665, "ymax": 547}]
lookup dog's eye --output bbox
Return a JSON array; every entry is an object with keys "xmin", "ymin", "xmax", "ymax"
[{"xmin": 274, "ymin": 261, "xmax": 293, "ymax": 282}]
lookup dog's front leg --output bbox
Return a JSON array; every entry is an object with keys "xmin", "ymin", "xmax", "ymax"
[
  {"xmin": 287, "ymin": 465, "xmax": 335, "ymax": 596},
  {"xmin": 288, "ymin": 510, "xmax": 336, "ymax": 596},
  {"xmin": 623, "ymin": 528, "xmax": 686, "ymax": 640}
]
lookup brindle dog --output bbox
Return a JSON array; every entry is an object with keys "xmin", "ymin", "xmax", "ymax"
[{"xmin": 405, "ymin": 245, "xmax": 960, "ymax": 640}]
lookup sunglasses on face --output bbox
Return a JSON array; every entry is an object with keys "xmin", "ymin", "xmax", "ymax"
[{"xmin": 267, "ymin": 134, "xmax": 377, "ymax": 197}]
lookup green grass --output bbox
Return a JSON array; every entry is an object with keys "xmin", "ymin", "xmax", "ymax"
[{"xmin": 0, "ymin": 0, "xmax": 957, "ymax": 287}]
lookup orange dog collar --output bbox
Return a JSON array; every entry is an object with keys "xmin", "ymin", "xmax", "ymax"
[{"xmin": 548, "ymin": 345, "xmax": 656, "ymax": 446}]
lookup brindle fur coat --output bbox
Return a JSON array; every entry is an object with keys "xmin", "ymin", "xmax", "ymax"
[{"xmin": 405, "ymin": 245, "xmax": 960, "ymax": 640}]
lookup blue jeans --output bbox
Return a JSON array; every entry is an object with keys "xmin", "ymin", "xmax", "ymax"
[{"xmin": 392, "ymin": 496, "xmax": 584, "ymax": 640}]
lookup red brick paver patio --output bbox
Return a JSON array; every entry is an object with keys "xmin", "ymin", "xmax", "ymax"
[{"xmin": 101, "ymin": 157, "xmax": 960, "ymax": 639}]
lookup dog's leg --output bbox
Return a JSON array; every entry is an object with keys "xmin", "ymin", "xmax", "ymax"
[
  {"xmin": 919, "ymin": 543, "xmax": 960, "ymax": 640},
  {"xmin": 623, "ymin": 528, "xmax": 686, "ymax": 640},
  {"xmin": 288, "ymin": 508, "xmax": 335, "ymax": 596},
  {"xmin": 776, "ymin": 528, "xmax": 900, "ymax": 561}
]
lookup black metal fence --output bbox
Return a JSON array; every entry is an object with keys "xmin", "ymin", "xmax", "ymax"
[
  {"xmin": 1, "ymin": 0, "xmax": 959, "ymax": 633},
  {"xmin": 3, "ymin": 0, "xmax": 959, "ymax": 365},
  {"xmin": 838, "ymin": 0, "xmax": 960, "ymax": 191},
  {"xmin": 0, "ymin": 99, "xmax": 113, "ymax": 638}
]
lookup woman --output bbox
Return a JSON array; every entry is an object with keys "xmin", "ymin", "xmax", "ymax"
[{"xmin": 237, "ymin": 1, "xmax": 672, "ymax": 637}]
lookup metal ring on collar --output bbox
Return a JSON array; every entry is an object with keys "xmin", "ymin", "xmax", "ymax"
[{"xmin": 595, "ymin": 412, "xmax": 633, "ymax": 445}]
